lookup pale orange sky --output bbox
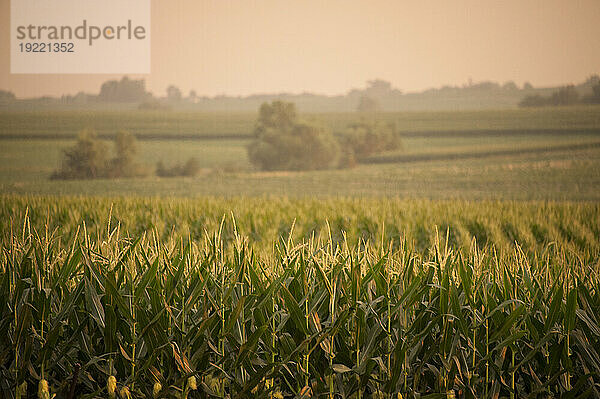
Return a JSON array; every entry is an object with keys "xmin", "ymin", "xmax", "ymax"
[{"xmin": 1, "ymin": 0, "xmax": 600, "ymax": 98}]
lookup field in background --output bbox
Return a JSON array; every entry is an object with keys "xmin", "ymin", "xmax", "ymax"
[
  {"xmin": 1, "ymin": 106, "xmax": 600, "ymax": 199},
  {"xmin": 1, "ymin": 105, "xmax": 600, "ymax": 139},
  {"xmin": 1, "ymin": 137, "xmax": 599, "ymax": 199}
]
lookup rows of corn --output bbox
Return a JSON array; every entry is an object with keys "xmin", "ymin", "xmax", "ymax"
[
  {"xmin": 1, "ymin": 197, "xmax": 600, "ymax": 398},
  {"xmin": 1, "ymin": 196, "xmax": 599, "ymax": 255}
]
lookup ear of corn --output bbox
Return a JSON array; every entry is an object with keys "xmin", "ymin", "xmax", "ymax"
[
  {"xmin": 107, "ymin": 375, "xmax": 117, "ymax": 398},
  {"xmin": 152, "ymin": 381, "xmax": 162, "ymax": 398},
  {"xmin": 1, "ymin": 198, "xmax": 600, "ymax": 397},
  {"xmin": 37, "ymin": 380, "xmax": 49, "ymax": 399}
]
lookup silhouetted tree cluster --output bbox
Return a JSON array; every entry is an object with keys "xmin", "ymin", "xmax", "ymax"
[
  {"xmin": 582, "ymin": 82, "xmax": 600, "ymax": 104},
  {"xmin": 98, "ymin": 77, "xmax": 151, "ymax": 102},
  {"xmin": 0, "ymin": 90, "xmax": 16, "ymax": 103},
  {"xmin": 340, "ymin": 121, "xmax": 403, "ymax": 160},
  {"xmin": 107, "ymin": 131, "xmax": 144, "ymax": 178},
  {"xmin": 166, "ymin": 85, "xmax": 183, "ymax": 102},
  {"xmin": 247, "ymin": 101, "xmax": 339, "ymax": 171},
  {"xmin": 519, "ymin": 85, "xmax": 580, "ymax": 107},
  {"xmin": 156, "ymin": 158, "xmax": 200, "ymax": 177},
  {"xmin": 363, "ymin": 79, "xmax": 402, "ymax": 97},
  {"xmin": 51, "ymin": 130, "xmax": 148, "ymax": 179},
  {"xmin": 502, "ymin": 81, "xmax": 519, "ymax": 91}
]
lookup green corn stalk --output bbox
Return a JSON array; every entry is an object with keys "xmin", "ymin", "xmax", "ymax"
[{"xmin": 1, "ymin": 200, "xmax": 600, "ymax": 398}]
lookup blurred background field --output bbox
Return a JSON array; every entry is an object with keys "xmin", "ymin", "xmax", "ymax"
[
  {"xmin": 1, "ymin": 106, "xmax": 600, "ymax": 199},
  {"xmin": 2, "ymin": 106, "xmax": 600, "ymax": 139}
]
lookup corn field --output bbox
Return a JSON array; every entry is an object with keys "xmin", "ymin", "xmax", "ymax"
[{"xmin": 1, "ymin": 197, "xmax": 600, "ymax": 398}]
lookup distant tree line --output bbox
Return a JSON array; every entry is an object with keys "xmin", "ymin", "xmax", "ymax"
[
  {"xmin": 519, "ymin": 76, "xmax": 600, "ymax": 107},
  {"xmin": 57, "ymin": 77, "xmax": 153, "ymax": 105},
  {"xmin": 98, "ymin": 77, "xmax": 152, "ymax": 103},
  {"xmin": 0, "ymin": 90, "xmax": 16, "ymax": 103},
  {"xmin": 52, "ymin": 131, "xmax": 199, "ymax": 180},
  {"xmin": 4, "ymin": 74, "xmax": 600, "ymax": 111}
]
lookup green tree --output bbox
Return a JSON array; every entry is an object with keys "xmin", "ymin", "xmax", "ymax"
[
  {"xmin": 248, "ymin": 101, "xmax": 339, "ymax": 171},
  {"xmin": 166, "ymin": 85, "xmax": 182, "ymax": 102},
  {"xmin": 0, "ymin": 90, "xmax": 16, "ymax": 103},
  {"xmin": 520, "ymin": 85, "xmax": 581, "ymax": 107},
  {"xmin": 181, "ymin": 157, "xmax": 200, "ymax": 176},
  {"xmin": 341, "ymin": 121, "xmax": 402, "ymax": 160},
  {"xmin": 256, "ymin": 100, "xmax": 297, "ymax": 130},
  {"xmin": 502, "ymin": 81, "xmax": 518, "ymax": 91},
  {"xmin": 156, "ymin": 157, "xmax": 200, "ymax": 177},
  {"xmin": 53, "ymin": 130, "xmax": 147, "ymax": 180},
  {"xmin": 548, "ymin": 85, "xmax": 579, "ymax": 106},
  {"xmin": 98, "ymin": 76, "xmax": 150, "ymax": 102},
  {"xmin": 52, "ymin": 130, "xmax": 108, "ymax": 179},
  {"xmin": 108, "ymin": 131, "xmax": 142, "ymax": 178},
  {"xmin": 583, "ymin": 82, "xmax": 600, "ymax": 104}
]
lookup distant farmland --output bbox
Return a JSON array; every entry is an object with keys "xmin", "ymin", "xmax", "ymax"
[
  {"xmin": 1, "ymin": 105, "xmax": 600, "ymax": 199},
  {"xmin": 1, "ymin": 105, "xmax": 600, "ymax": 140}
]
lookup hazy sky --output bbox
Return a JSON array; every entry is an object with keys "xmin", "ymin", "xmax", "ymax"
[{"xmin": 1, "ymin": 0, "xmax": 599, "ymax": 98}]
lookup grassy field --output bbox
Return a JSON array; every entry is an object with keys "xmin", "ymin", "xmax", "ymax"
[
  {"xmin": 1, "ymin": 107, "xmax": 600, "ymax": 199},
  {"xmin": 1, "ymin": 136, "xmax": 600, "ymax": 199},
  {"xmin": 0, "ymin": 139, "xmax": 251, "ymax": 182},
  {"xmin": 0, "ymin": 111, "xmax": 255, "ymax": 139},
  {"xmin": 1, "ymin": 197, "xmax": 599, "ymax": 397}
]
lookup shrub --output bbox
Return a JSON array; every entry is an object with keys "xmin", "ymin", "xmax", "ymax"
[
  {"xmin": 156, "ymin": 157, "xmax": 201, "ymax": 177},
  {"xmin": 340, "ymin": 121, "xmax": 403, "ymax": 160},
  {"xmin": 106, "ymin": 131, "xmax": 148, "ymax": 178},
  {"xmin": 51, "ymin": 129, "xmax": 108, "ymax": 179},
  {"xmin": 52, "ymin": 130, "xmax": 147, "ymax": 180},
  {"xmin": 247, "ymin": 101, "xmax": 339, "ymax": 171}
]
